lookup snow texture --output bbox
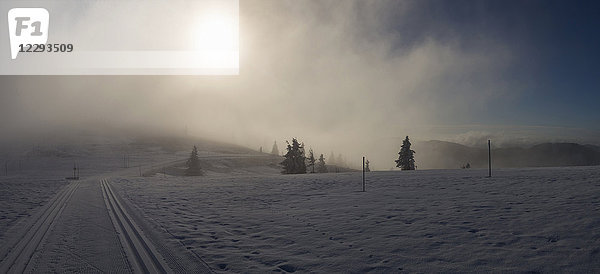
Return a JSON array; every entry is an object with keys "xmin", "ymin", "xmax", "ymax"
[
  {"xmin": 2, "ymin": 139, "xmax": 599, "ymax": 272},
  {"xmin": 114, "ymin": 166, "xmax": 600, "ymax": 272}
]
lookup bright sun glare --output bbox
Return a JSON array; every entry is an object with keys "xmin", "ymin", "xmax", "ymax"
[{"xmin": 193, "ymin": 13, "xmax": 237, "ymax": 51}]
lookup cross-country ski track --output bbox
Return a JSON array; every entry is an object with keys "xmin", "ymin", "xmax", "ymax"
[
  {"xmin": 0, "ymin": 181, "xmax": 80, "ymax": 273},
  {"xmin": 0, "ymin": 175, "xmax": 213, "ymax": 273},
  {"xmin": 101, "ymin": 179, "xmax": 173, "ymax": 273}
]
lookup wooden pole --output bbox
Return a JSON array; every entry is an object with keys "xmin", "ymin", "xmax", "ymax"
[
  {"xmin": 362, "ymin": 157, "xmax": 365, "ymax": 192},
  {"xmin": 488, "ymin": 140, "xmax": 491, "ymax": 177}
]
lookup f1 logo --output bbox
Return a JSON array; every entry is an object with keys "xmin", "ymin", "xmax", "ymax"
[{"xmin": 7, "ymin": 8, "xmax": 49, "ymax": 59}]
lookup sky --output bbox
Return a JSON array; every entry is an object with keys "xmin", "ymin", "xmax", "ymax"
[
  {"xmin": 1, "ymin": 0, "xmax": 599, "ymax": 169},
  {"xmin": 415, "ymin": 0, "xmax": 600, "ymax": 129}
]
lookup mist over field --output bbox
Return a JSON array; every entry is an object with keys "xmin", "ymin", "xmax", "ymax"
[{"xmin": 1, "ymin": 0, "xmax": 599, "ymax": 170}]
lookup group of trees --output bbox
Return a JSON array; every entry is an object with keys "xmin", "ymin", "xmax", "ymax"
[
  {"xmin": 281, "ymin": 138, "xmax": 307, "ymax": 174},
  {"xmin": 280, "ymin": 138, "xmax": 328, "ymax": 174},
  {"xmin": 272, "ymin": 139, "xmax": 353, "ymax": 174},
  {"xmin": 280, "ymin": 136, "xmax": 417, "ymax": 174},
  {"xmin": 184, "ymin": 138, "xmax": 338, "ymax": 176},
  {"xmin": 187, "ymin": 135, "xmax": 418, "ymax": 176},
  {"xmin": 307, "ymin": 148, "xmax": 328, "ymax": 173}
]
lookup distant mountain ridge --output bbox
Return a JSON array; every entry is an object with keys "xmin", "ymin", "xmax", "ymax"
[{"xmin": 414, "ymin": 140, "xmax": 600, "ymax": 169}]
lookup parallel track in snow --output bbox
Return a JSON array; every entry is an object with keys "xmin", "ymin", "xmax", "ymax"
[
  {"xmin": 0, "ymin": 180, "xmax": 80, "ymax": 273},
  {"xmin": 101, "ymin": 179, "xmax": 172, "ymax": 274}
]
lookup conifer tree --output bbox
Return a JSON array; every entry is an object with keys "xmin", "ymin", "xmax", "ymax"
[
  {"xmin": 186, "ymin": 145, "xmax": 203, "ymax": 176},
  {"xmin": 307, "ymin": 148, "xmax": 316, "ymax": 173},
  {"xmin": 395, "ymin": 136, "xmax": 416, "ymax": 170},
  {"xmin": 317, "ymin": 154, "xmax": 328, "ymax": 173},
  {"xmin": 365, "ymin": 159, "xmax": 371, "ymax": 172},
  {"xmin": 281, "ymin": 138, "xmax": 307, "ymax": 174},
  {"xmin": 271, "ymin": 141, "xmax": 279, "ymax": 155}
]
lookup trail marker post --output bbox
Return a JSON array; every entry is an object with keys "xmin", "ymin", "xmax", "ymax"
[
  {"xmin": 362, "ymin": 156, "xmax": 365, "ymax": 192},
  {"xmin": 488, "ymin": 140, "xmax": 491, "ymax": 178}
]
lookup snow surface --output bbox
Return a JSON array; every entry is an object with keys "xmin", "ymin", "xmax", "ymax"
[
  {"xmin": 2, "ymin": 138, "xmax": 600, "ymax": 272},
  {"xmin": 26, "ymin": 181, "xmax": 132, "ymax": 273},
  {"xmin": 0, "ymin": 140, "xmax": 195, "ymax": 272},
  {"xmin": 0, "ymin": 176, "xmax": 66, "ymax": 244},
  {"xmin": 113, "ymin": 166, "xmax": 600, "ymax": 272}
]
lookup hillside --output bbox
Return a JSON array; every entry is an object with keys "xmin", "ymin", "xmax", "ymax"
[
  {"xmin": 0, "ymin": 133, "xmax": 357, "ymax": 178},
  {"xmin": 414, "ymin": 140, "xmax": 600, "ymax": 169}
]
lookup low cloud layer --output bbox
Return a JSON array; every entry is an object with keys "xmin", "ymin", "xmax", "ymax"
[{"xmin": 1, "ymin": 0, "xmax": 596, "ymax": 170}]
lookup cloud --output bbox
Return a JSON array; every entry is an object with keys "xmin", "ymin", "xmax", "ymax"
[
  {"xmin": 1, "ymin": 0, "xmax": 524, "ymax": 169},
  {"xmin": 444, "ymin": 126, "xmax": 600, "ymax": 148}
]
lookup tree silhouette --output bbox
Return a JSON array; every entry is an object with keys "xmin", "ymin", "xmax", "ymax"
[
  {"xmin": 317, "ymin": 154, "xmax": 328, "ymax": 173},
  {"xmin": 365, "ymin": 159, "xmax": 371, "ymax": 172},
  {"xmin": 281, "ymin": 138, "xmax": 307, "ymax": 174},
  {"xmin": 271, "ymin": 141, "xmax": 279, "ymax": 155},
  {"xmin": 307, "ymin": 148, "xmax": 316, "ymax": 173},
  {"xmin": 395, "ymin": 136, "xmax": 416, "ymax": 170},
  {"xmin": 186, "ymin": 145, "xmax": 203, "ymax": 176}
]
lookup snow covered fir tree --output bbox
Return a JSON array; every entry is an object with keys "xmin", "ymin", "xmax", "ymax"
[
  {"xmin": 271, "ymin": 141, "xmax": 279, "ymax": 155},
  {"xmin": 186, "ymin": 145, "xmax": 203, "ymax": 176},
  {"xmin": 395, "ymin": 136, "xmax": 416, "ymax": 170},
  {"xmin": 307, "ymin": 148, "xmax": 316, "ymax": 173},
  {"xmin": 281, "ymin": 138, "xmax": 307, "ymax": 174},
  {"xmin": 317, "ymin": 154, "xmax": 328, "ymax": 173}
]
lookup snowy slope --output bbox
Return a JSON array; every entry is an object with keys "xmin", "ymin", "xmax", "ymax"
[
  {"xmin": 415, "ymin": 140, "xmax": 600, "ymax": 169},
  {"xmin": 113, "ymin": 166, "xmax": 600, "ymax": 272},
  {"xmin": 2, "ymin": 135, "xmax": 599, "ymax": 273},
  {"xmin": 0, "ymin": 135, "xmax": 278, "ymax": 272}
]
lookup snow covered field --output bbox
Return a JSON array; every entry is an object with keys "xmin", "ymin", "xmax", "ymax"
[
  {"xmin": 2, "ymin": 137, "xmax": 599, "ymax": 272},
  {"xmin": 113, "ymin": 166, "xmax": 600, "ymax": 272},
  {"xmin": 0, "ymin": 175, "xmax": 66, "ymax": 243},
  {"xmin": 0, "ymin": 141, "xmax": 178, "ymax": 240}
]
